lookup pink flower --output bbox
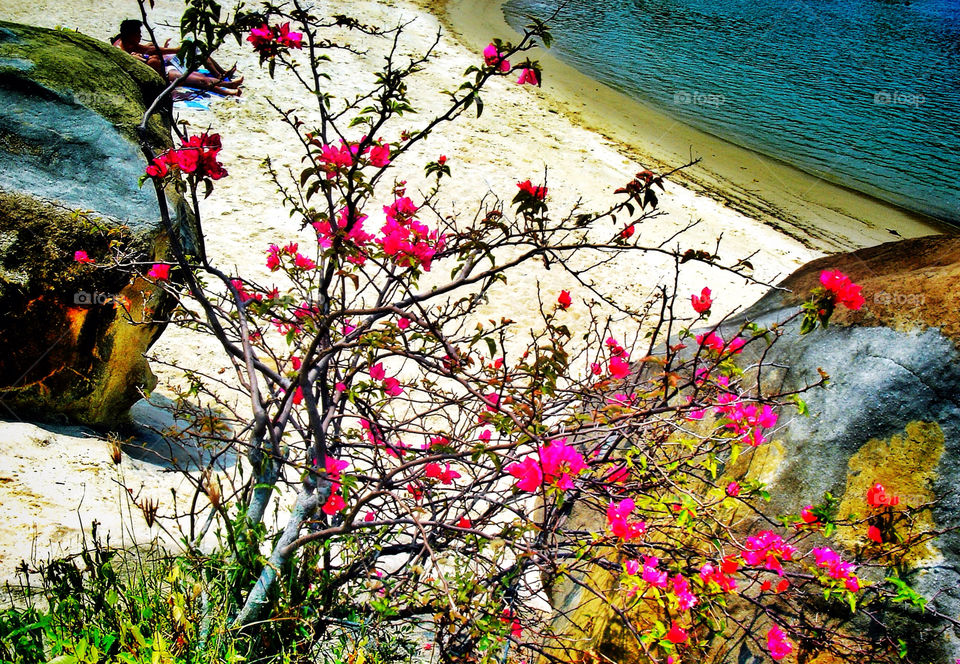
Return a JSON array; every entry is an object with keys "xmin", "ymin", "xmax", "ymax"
[
  {"xmin": 398, "ymin": 317, "xmax": 410, "ymax": 330},
  {"xmin": 145, "ymin": 157, "xmax": 168, "ymax": 178},
  {"xmin": 743, "ymin": 530, "xmax": 798, "ymax": 576},
  {"xmin": 608, "ymin": 355, "xmax": 630, "ymax": 379},
  {"xmin": 246, "ymin": 24, "xmax": 273, "ymax": 50},
  {"xmin": 322, "ymin": 492, "xmax": 345, "ymax": 515},
  {"xmin": 590, "ymin": 362, "xmax": 602, "ymax": 375},
  {"xmin": 726, "ymin": 481, "xmax": 741, "ymax": 497},
  {"xmin": 335, "ymin": 381, "xmax": 347, "ymax": 392},
  {"xmin": 506, "ymin": 438, "xmax": 587, "ymax": 492},
  {"xmin": 516, "ymin": 179, "xmax": 547, "ymax": 200},
  {"xmin": 606, "ymin": 498, "xmax": 645, "ymax": 540},
  {"xmin": 478, "ymin": 429, "xmax": 492, "ymax": 442},
  {"xmin": 293, "ymin": 253, "xmax": 316, "ymax": 270},
  {"xmin": 557, "ymin": 290, "xmax": 572, "ymax": 310},
  {"xmin": 516, "ymin": 67, "xmax": 538, "ymax": 86},
  {"xmin": 641, "ymin": 556, "xmax": 668, "ymax": 588},
  {"xmin": 664, "ymin": 621, "xmax": 688, "ymax": 644},
  {"xmin": 364, "ymin": 511, "xmax": 376, "ymax": 522},
  {"xmin": 820, "ymin": 269, "xmax": 865, "ymax": 310},
  {"xmin": 484, "ymin": 392, "xmax": 500, "ymax": 411},
  {"xmin": 483, "ymin": 43, "xmax": 510, "ymax": 71},
  {"xmin": 691, "ymin": 287, "xmax": 712, "ymax": 314},
  {"xmin": 671, "ymin": 574, "xmax": 698, "ymax": 610},
  {"xmin": 500, "ymin": 608, "xmax": 522, "ymax": 639},
  {"xmin": 425, "ymin": 462, "xmax": 461, "ymax": 485},
  {"xmin": 457, "ymin": 516, "xmax": 472, "ymax": 528},
  {"xmin": 438, "ymin": 155, "xmax": 447, "ymax": 165},
  {"xmin": 74, "ymin": 250, "xmax": 95, "ymax": 264},
  {"xmin": 866, "ymin": 482, "xmax": 899, "ymax": 507},
  {"xmin": 383, "ymin": 377, "xmax": 403, "ymax": 397},
  {"xmin": 368, "ymin": 143, "xmax": 391, "ymax": 168},
  {"xmin": 147, "ymin": 263, "xmax": 170, "ymax": 280},
  {"xmin": 766, "ymin": 625, "xmax": 793, "ymax": 661},
  {"xmin": 370, "ymin": 363, "xmax": 386, "ymax": 381},
  {"xmin": 867, "ymin": 525, "xmax": 882, "ymax": 543},
  {"xmin": 620, "ymin": 223, "xmax": 635, "ymax": 239},
  {"xmin": 276, "ymin": 23, "xmax": 303, "ymax": 49}
]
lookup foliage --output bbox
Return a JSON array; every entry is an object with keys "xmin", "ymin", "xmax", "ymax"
[{"xmin": 18, "ymin": 1, "xmax": 949, "ymax": 664}]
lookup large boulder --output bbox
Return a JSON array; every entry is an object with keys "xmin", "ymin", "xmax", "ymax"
[
  {"xmin": 0, "ymin": 22, "xmax": 197, "ymax": 427},
  {"xmin": 549, "ymin": 235, "xmax": 960, "ymax": 662}
]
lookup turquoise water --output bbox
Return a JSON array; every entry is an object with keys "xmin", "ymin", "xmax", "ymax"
[{"xmin": 503, "ymin": 0, "xmax": 960, "ymax": 224}]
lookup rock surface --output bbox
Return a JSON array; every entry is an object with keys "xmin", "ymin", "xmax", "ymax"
[
  {"xmin": 550, "ymin": 235, "xmax": 960, "ymax": 663},
  {"xmin": 0, "ymin": 21, "xmax": 196, "ymax": 427}
]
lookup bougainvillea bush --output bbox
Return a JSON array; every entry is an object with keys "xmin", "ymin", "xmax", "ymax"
[{"xmin": 25, "ymin": 1, "xmax": 940, "ymax": 663}]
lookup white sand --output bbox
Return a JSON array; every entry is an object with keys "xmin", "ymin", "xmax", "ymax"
[{"xmin": 0, "ymin": 0, "xmax": 855, "ymax": 581}]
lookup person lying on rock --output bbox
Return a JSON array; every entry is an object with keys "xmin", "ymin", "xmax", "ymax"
[{"xmin": 112, "ymin": 19, "xmax": 243, "ymax": 96}]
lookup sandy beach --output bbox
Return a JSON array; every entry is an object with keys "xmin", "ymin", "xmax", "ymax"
[{"xmin": 0, "ymin": 0, "xmax": 941, "ymax": 580}]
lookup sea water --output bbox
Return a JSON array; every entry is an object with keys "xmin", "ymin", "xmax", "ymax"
[{"xmin": 503, "ymin": 0, "xmax": 960, "ymax": 223}]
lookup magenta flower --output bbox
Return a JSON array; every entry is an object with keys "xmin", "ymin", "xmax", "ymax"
[
  {"xmin": 820, "ymin": 269, "xmax": 865, "ymax": 310},
  {"xmin": 608, "ymin": 355, "xmax": 630, "ymax": 379},
  {"xmin": 664, "ymin": 620, "xmax": 688, "ymax": 644},
  {"xmin": 743, "ymin": 530, "xmax": 798, "ymax": 575},
  {"xmin": 368, "ymin": 143, "xmax": 391, "ymax": 168},
  {"xmin": 506, "ymin": 438, "xmax": 587, "ymax": 492},
  {"xmin": 516, "ymin": 67, "xmax": 539, "ymax": 86},
  {"xmin": 425, "ymin": 462, "xmax": 461, "ymax": 485},
  {"xmin": 766, "ymin": 626, "xmax": 793, "ymax": 661},
  {"xmin": 147, "ymin": 263, "xmax": 170, "ymax": 280},
  {"xmin": 606, "ymin": 498, "xmax": 645, "ymax": 540},
  {"xmin": 74, "ymin": 250, "xmax": 95, "ymax": 264},
  {"xmin": 691, "ymin": 286, "xmax": 712, "ymax": 314},
  {"xmin": 483, "ymin": 43, "xmax": 510, "ymax": 72}
]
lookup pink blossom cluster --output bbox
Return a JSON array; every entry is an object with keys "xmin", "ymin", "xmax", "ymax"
[
  {"xmin": 315, "ymin": 139, "xmax": 390, "ymax": 180},
  {"xmin": 230, "ymin": 278, "xmax": 263, "ymax": 303},
  {"xmin": 820, "ymin": 269, "xmax": 865, "ymax": 310},
  {"xmin": 670, "ymin": 573, "xmax": 698, "ymax": 611},
  {"xmin": 369, "ymin": 362, "xmax": 403, "ymax": 397},
  {"xmin": 606, "ymin": 498, "xmax": 646, "ymax": 540},
  {"xmin": 696, "ymin": 331, "xmax": 745, "ymax": 355},
  {"xmin": 717, "ymin": 400, "xmax": 778, "ymax": 447},
  {"xmin": 377, "ymin": 197, "xmax": 445, "ymax": 272},
  {"xmin": 506, "ymin": 438, "xmax": 587, "ymax": 492},
  {"xmin": 699, "ymin": 556, "xmax": 738, "ymax": 592},
  {"xmin": 322, "ymin": 457, "xmax": 349, "ymax": 514},
  {"xmin": 266, "ymin": 242, "xmax": 316, "ymax": 272},
  {"xmin": 866, "ymin": 482, "xmax": 899, "ymax": 507},
  {"xmin": 767, "ymin": 625, "xmax": 793, "ymax": 661},
  {"xmin": 742, "ymin": 530, "xmax": 798, "ymax": 575},
  {"xmin": 605, "ymin": 337, "xmax": 631, "ymax": 379},
  {"xmin": 483, "ymin": 43, "xmax": 510, "ymax": 71},
  {"xmin": 811, "ymin": 547, "xmax": 861, "ymax": 591},
  {"xmin": 360, "ymin": 418, "xmax": 408, "ymax": 458},
  {"xmin": 145, "ymin": 132, "xmax": 227, "ymax": 181},
  {"xmin": 247, "ymin": 22, "xmax": 303, "ymax": 57},
  {"xmin": 424, "ymin": 462, "xmax": 461, "ymax": 485}
]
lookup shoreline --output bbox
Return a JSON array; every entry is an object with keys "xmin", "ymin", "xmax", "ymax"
[{"xmin": 427, "ymin": 0, "xmax": 953, "ymax": 252}]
